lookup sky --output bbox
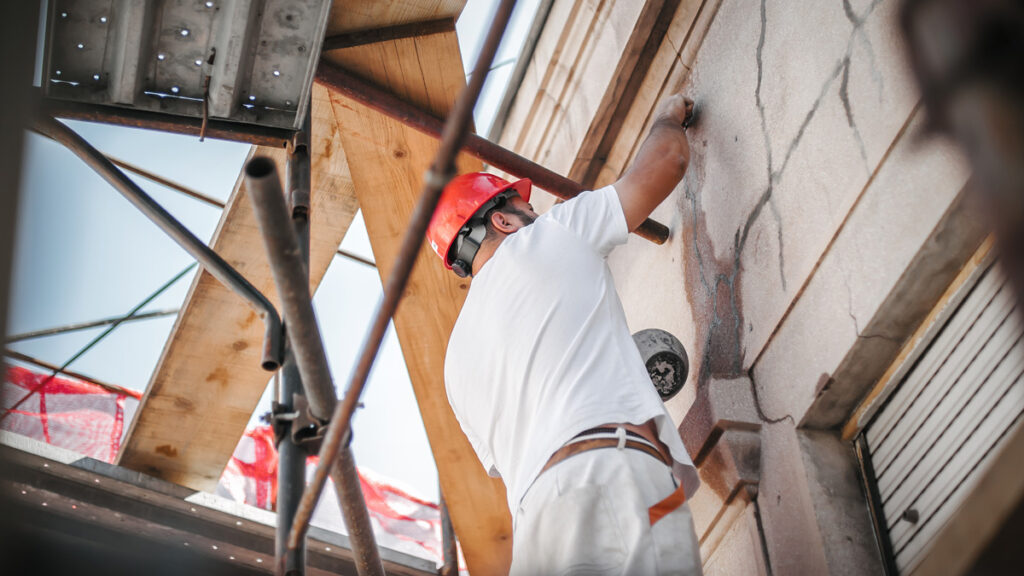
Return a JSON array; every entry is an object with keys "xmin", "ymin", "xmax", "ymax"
[{"xmin": 8, "ymin": 0, "xmax": 542, "ymax": 503}]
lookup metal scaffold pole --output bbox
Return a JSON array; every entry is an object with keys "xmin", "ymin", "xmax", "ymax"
[
  {"xmin": 104, "ymin": 154, "xmax": 376, "ymax": 268},
  {"xmin": 284, "ymin": 0, "xmax": 519, "ymax": 556},
  {"xmin": 1, "ymin": 263, "xmax": 196, "ymax": 423},
  {"xmin": 5, "ymin": 308, "xmax": 180, "ymax": 343},
  {"xmin": 247, "ymin": 109, "xmax": 385, "ymax": 574},
  {"xmin": 315, "ymin": 59, "xmax": 670, "ymax": 245},
  {"xmin": 29, "ymin": 116, "xmax": 284, "ymax": 372},
  {"xmin": 274, "ymin": 104, "xmax": 313, "ymax": 576}
]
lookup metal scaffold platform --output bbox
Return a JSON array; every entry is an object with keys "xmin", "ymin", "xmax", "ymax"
[{"xmin": 42, "ymin": 0, "xmax": 331, "ymax": 131}]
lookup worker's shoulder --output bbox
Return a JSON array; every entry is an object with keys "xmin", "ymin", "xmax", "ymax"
[
  {"xmin": 546, "ymin": 186, "xmax": 618, "ymax": 221},
  {"xmin": 540, "ymin": 186, "xmax": 627, "ymax": 255}
]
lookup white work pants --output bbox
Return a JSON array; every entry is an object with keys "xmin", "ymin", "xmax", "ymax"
[{"xmin": 510, "ymin": 446, "xmax": 703, "ymax": 576}]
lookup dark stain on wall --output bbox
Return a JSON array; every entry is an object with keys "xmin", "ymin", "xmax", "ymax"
[
  {"xmin": 679, "ymin": 0, "xmax": 886, "ymax": 388},
  {"xmin": 679, "ymin": 151, "xmax": 745, "ymax": 385}
]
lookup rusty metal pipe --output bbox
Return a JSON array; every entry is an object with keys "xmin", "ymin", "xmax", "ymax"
[
  {"xmin": 30, "ymin": 115, "xmax": 283, "ymax": 371},
  {"xmin": 331, "ymin": 444, "xmax": 384, "ymax": 576},
  {"xmin": 4, "ymin": 349, "xmax": 137, "ymax": 398},
  {"xmin": 36, "ymin": 94, "xmax": 292, "ymax": 148},
  {"xmin": 315, "ymin": 61, "xmax": 670, "ymax": 245},
  {"xmin": 245, "ymin": 158, "xmax": 336, "ymax": 420},
  {"xmin": 336, "ymin": 249, "xmax": 376, "ymax": 268},
  {"xmin": 275, "ymin": 346, "xmax": 307, "ymax": 576},
  {"xmin": 97, "ymin": 156, "xmax": 377, "ymax": 269},
  {"xmin": 274, "ymin": 106, "xmax": 313, "ymax": 576},
  {"xmin": 107, "ymin": 155, "xmax": 226, "ymax": 209},
  {"xmin": 5, "ymin": 308, "xmax": 179, "ymax": 343},
  {"xmin": 288, "ymin": 0, "xmax": 519, "ymax": 551},
  {"xmin": 246, "ymin": 157, "xmax": 386, "ymax": 576}
]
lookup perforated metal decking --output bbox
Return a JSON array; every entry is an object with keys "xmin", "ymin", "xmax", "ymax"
[{"xmin": 41, "ymin": 0, "xmax": 331, "ymax": 131}]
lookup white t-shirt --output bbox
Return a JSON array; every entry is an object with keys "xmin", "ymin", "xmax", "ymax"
[{"xmin": 444, "ymin": 185, "xmax": 700, "ymax": 519}]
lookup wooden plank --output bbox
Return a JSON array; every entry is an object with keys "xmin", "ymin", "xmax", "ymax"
[
  {"xmin": 324, "ymin": 31, "xmax": 512, "ymax": 576},
  {"xmin": 118, "ymin": 83, "xmax": 358, "ymax": 490},
  {"xmin": 566, "ymin": 0, "xmax": 682, "ymax": 189},
  {"xmin": 495, "ymin": 0, "xmax": 709, "ymax": 193},
  {"xmin": 4, "ymin": 433, "xmax": 437, "ymax": 576},
  {"xmin": 326, "ymin": 0, "xmax": 465, "ymax": 36},
  {"xmin": 596, "ymin": 0, "xmax": 715, "ymax": 187}
]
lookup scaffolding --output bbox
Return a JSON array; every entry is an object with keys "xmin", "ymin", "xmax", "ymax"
[{"xmin": 10, "ymin": 1, "xmax": 674, "ymax": 574}]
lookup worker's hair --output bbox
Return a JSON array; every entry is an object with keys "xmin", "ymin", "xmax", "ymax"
[{"xmin": 482, "ymin": 201, "xmax": 535, "ymax": 243}]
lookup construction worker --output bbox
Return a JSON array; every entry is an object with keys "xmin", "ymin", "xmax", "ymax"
[{"xmin": 426, "ymin": 93, "xmax": 701, "ymax": 575}]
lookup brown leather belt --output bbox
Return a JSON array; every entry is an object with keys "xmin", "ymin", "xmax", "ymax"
[
  {"xmin": 540, "ymin": 428, "xmax": 671, "ymax": 476},
  {"xmin": 540, "ymin": 427, "xmax": 686, "ymax": 526}
]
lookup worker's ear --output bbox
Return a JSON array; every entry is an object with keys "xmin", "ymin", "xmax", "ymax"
[{"xmin": 490, "ymin": 210, "xmax": 519, "ymax": 234}]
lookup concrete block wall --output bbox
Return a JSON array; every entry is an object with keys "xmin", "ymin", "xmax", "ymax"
[{"xmin": 497, "ymin": 0, "xmax": 988, "ymax": 573}]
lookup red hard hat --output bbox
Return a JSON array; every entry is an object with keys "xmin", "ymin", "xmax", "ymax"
[{"xmin": 427, "ymin": 172, "xmax": 532, "ymax": 269}]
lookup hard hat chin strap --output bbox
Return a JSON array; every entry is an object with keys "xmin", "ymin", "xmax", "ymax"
[
  {"xmin": 451, "ymin": 222, "xmax": 487, "ymax": 278},
  {"xmin": 450, "ymin": 190, "xmax": 514, "ymax": 278}
]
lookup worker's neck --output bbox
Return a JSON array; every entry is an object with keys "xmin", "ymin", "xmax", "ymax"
[{"xmin": 471, "ymin": 235, "xmax": 505, "ymax": 277}]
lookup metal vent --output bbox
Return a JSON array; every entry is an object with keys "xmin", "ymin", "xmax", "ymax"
[
  {"xmin": 863, "ymin": 262, "xmax": 1024, "ymax": 574},
  {"xmin": 42, "ymin": 0, "xmax": 331, "ymax": 130}
]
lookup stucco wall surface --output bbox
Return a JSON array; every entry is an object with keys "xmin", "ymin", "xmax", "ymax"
[
  {"xmin": 600, "ymin": 0, "xmax": 982, "ymax": 572},
  {"xmin": 611, "ymin": 0, "xmax": 924, "ymax": 404},
  {"xmin": 495, "ymin": 0, "xmax": 989, "ymax": 573}
]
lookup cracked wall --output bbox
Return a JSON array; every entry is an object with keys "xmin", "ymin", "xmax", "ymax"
[
  {"xmin": 614, "ymin": 0, "xmax": 919, "ymax": 392},
  {"xmin": 604, "ymin": 0, "xmax": 982, "ymax": 572},
  {"xmin": 606, "ymin": 0, "xmax": 916, "ymax": 417},
  {"xmin": 496, "ymin": 0, "xmax": 987, "ymax": 572},
  {"xmin": 607, "ymin": 0, "xmax": 981, "ymax": 432}
]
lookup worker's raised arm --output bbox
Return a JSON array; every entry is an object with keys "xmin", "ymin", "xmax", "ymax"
[{"xmin": 613, "ymin": 94, "xmax": 694, "ymax": 232}]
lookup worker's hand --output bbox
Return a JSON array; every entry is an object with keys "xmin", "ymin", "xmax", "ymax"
[
  {"xmin": 653, "ymin": 93, "xmax": 695, "ymax": 129},
  {"xmin": 613, "ymin": 93, "xmax": 694, "ymax": 232}
]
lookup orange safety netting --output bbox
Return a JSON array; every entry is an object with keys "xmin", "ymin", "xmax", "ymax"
[{"xmin": 2, "ymin": 365, "xmax": 141, "ymax": 463}]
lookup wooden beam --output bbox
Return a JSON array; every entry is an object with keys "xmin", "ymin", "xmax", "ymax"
[
  {"xmin": 323, "ymin": 18, "xmax": 455, "ymax": 52},
  {"xmin": 566, "ymin": 0, "xmax": 682, "ymax": 189},
  {"xmin": 324, "ymin": 30, "xmax": 512, "ymax": 576},
  {"xmin": 117, "ymin": 0, "xmax": 469, "ymax": 535},
  {"xmin": 496, "ymin": 0, "xmax": 709, "ymax": 192},
  {"xmin": 118, "ymin": 83, "xmax": 358, "ymax": 490},
  {"xmin": 325, "ymin": 0, "xmax": 466, "ymax": 36}
]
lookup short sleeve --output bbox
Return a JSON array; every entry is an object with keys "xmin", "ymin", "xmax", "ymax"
[{"xmin": 544, "ymin": 185, "xmax": 629, "ymax": 257}]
